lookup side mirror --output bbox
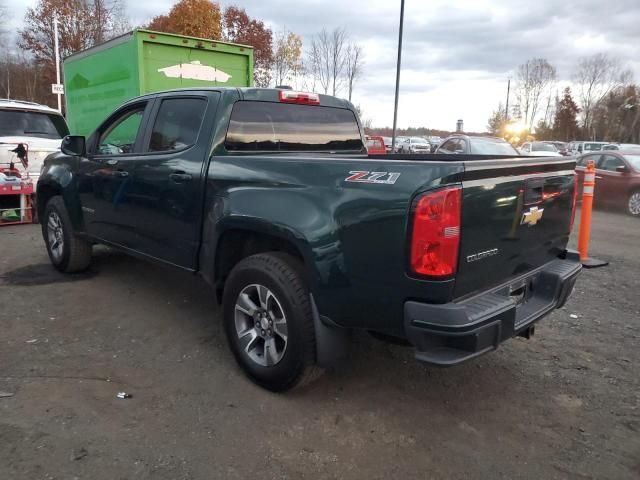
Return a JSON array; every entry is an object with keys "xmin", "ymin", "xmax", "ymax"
[
  {"xmin": 616, "ymin": 165, "xmax": 629, "ymax": 173},
  {"xmin": 61, "ymin": 135, "xmax": 86, "ymax": 156}
]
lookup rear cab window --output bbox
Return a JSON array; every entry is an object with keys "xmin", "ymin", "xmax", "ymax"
[
  {"xmin": 225, "ymin": 101, "xmax": 363, "ymax": 152},
  {"xmin": 0, "ymin": 109, "xmax": 69, "ymax": 139}
]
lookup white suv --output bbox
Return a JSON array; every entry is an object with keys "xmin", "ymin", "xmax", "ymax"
[{"xmin": 0, "ymin": 100, "xmax": 69, "ymax": 182}]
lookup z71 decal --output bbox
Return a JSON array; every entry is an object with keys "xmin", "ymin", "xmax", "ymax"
[{"xmin": 345, "ymin": 171, "xmax": 401, "ymax": 185}]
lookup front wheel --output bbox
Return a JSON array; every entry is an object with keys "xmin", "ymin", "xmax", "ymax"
[
  {"xmin": 627, "ymin": 191, "xmax": 640, "ymax": 217},
  {"xmin": 42, "ymin": 196, "xmax": 92, "ymax": 273},
  {"xmin": 222, "ymin": 253, "xmax": 323, "ymax": 392}
]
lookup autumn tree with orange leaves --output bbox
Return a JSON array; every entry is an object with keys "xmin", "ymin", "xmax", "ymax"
[
  {"xmin": 222, "ymin": 6, "xmax": 273, "ymax": 87},
  {"xmin": 147, "ymin": 0, "xmax": 221, "ymax": 40},
  {"xmin": 148, "ymin": 2, "xmax": 275, "ymax": 87}
]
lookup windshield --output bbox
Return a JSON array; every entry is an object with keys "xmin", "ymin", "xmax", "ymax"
[
  {"xmin": 225, "ymin": 101, "xmax": 363, "ymax": 152},
  {"xmin": 625, "ymin": 155, "xmax": 640, "ymax": 171},
  {"xmin": 584, "ymin": 143, "xmax": 604, "ymax": 151},
  {"xmin": 0, "ymin": 109, "xmax": 69, "ymax": 139},
  {"xmin": 410, "ymin": 137, "xmax": 429, "ymax": 145},
  {"xmin": 470, "ymin": 138, "xmax": 518, "ymax": 155},
  {"xmin": 532, "ymin": 142, "xmax": 557, "ymax": 152}
]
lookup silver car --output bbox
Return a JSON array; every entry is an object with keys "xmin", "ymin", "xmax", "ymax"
[{"xmin": 397, "ymin": 137, "xmax": 432, "ymax": 154}]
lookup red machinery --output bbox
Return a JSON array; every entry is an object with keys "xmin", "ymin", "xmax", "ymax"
[
  {"xmin": 0, "ymin": 143, "xmax": 34, "ymax": 226},
  {"xmin": 365, "ymin": 135, "xmax": 386, "ymax": 155}
]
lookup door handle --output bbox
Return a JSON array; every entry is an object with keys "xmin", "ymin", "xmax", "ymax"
[
  {"xmin": 169, "ymin": 172, "xmax": 192, "ymax": 183},
  {"xmin": 595, "ymin": 175, "xmax": 603, "ymax": 179},
  {"xmin": 114, "ymin": 169, "xmax": 129, "ymax": 178}
]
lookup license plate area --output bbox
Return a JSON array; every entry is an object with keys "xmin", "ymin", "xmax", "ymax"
[{"xmin": 509, "ymin": 284, "xmax": 527, "ymax": 306}]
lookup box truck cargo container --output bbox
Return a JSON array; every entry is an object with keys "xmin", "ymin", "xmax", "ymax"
[{"xmin": 63, "ymin": 29, "xmax": 254, "ymax": 135}]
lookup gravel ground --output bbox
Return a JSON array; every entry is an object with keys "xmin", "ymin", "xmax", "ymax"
[{"xmin": 0, "ymin": 207, "xmax": 638, "ymax": 480}]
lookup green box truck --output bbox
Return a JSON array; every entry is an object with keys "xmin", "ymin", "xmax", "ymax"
[{"xmin": 63, "ymin": 29, "xmax": 254, "ymax": 135}]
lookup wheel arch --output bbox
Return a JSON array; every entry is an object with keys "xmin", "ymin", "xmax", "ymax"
[
  {"xmin": 37, "ymin": 165, "xmax": 85, "ymax": 231},
  {"xmin": 202, "ymin": 217, "xmax": 319, "ymax": 303}
]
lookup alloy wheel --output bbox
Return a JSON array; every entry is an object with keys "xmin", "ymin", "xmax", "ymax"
[
  {"xmin": 47, "ymin": 211, "xmax": 64, "ymax": 261},
  {"xmin": 628, "ymin": 192, "xmax": 640, "ymax": 216},
  {"xmin": 234, "ymin": 284, "xmax": 288, "ymax": 367}
]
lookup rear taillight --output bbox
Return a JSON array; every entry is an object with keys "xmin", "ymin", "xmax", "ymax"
[
  {"xmin": 569, "ymin": 180, "xmax": 578, "ymax": 232},
  {"xmin": 410, "ymin": 187, "xmax": 462, "ymax": 277},
  {"xmin": 278, "ymin": 90, "xmax": 320, "ymax": 105}
]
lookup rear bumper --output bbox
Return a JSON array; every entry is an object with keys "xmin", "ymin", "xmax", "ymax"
[{"xmin": 404, "ymin": 252, "xmax": 582, "ymax": 366}]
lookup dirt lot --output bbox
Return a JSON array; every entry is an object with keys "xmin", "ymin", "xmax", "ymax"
[{"xmin": 1, "ymin": 207, "xmax": 639, "ymax": 480}]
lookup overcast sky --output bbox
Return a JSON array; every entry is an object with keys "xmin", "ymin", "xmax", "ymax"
[{"xmin": 7, "ymin": 0, "xmax": 640, "ymax": 131}]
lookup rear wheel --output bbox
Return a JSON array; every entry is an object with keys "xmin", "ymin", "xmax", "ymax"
[
  {"xmin": 222, "ymin": 253, "xmax": 322, "ymax": 392},
  {"xmin": 42, "ymin": 196, "xmax": 92, "ymax": 273},
  {"xmin": 627, "ymin": 191, "xmax": 640, "ymax": 217}
]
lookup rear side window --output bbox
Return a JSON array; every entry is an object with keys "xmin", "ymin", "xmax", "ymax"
[
  {"xmin": 439, "ymin": 139, "xmax": 459, "ymax": 153},
  {"xmin": 225, "ymin": 101, "xmax": 363, "ymax": 152},
  {"xmin": 470, "ymin": 139, "xmax": 517, "ymax": 155},
  {"xmin": 598, "ymin": 154, "xmax": 624, "ymax": 171},
  {"xmin": 0, "ymin": 109, "xmax": 69, "ymax": 139},
  {"xmin": 148, "ymin": 98, "xmax": 207, "ymax": 152},
  {"xmin": 584, "ymin": 143, "xmax": 603, "ymax": 151}
]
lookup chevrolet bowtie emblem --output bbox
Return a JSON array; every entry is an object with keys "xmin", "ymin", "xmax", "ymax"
[{"xmin": 521, "ymin": 206, "xmax": 544, "ymax": 226}]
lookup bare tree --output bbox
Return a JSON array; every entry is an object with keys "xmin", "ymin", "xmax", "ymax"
[
  {"xmin": 572, "ymin": 53, "xmax": 629, "ymax": 136},
  {"xmin": 344, "ymin": 42, "xmax": 363, "ymax": 102},
  {"xmin": 308, "ymin": 27, "xmax": 347, "ymax": 96},
  {"xmin": 516, "ymin": 58, "xmax": 557, "ymax": 130},
  {"xmin": 329, "ymin": 27, "xmax": 347, "ymax": 96},
  {"xmin": 308, "ymin": 29, "xmax": 331, "ymax": 94},
  {"xmin": 0, "ymin": 46, "xmax": 45, "ymax": 102}
]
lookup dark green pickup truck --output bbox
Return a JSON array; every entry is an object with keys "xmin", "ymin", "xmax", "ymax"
[{"xmin": 37, "ymin": 88, "xmax": 582, "ymax": 391}]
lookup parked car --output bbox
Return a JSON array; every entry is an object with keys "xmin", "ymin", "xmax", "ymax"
[
  {"xmin": 381, "ymin": 136, "xmax": 393, "ymax": 153},
  {"xmin": 436, "ymin": 135, "xmax": 520, "ymax": 155},
  {"xmin": 602, "ymin": 143, "xmax": 640, "ymax": 151},
  {"xmin": 567, "ymin": 141, "xmax": 608, "ymax": 156},
  {"xmin": 519, "ymin": 141, "xmax": 562, "ymax": 157},
  {"xmin": 426, "ymin": 136, "xmax": 443, "ymax": 152},
  {"xmin": 392, "ymin": 136, "xmax": 408, "ymax": 152},
  {"xmin": 0, "ymin": 99, "xmax": 69, "ymax": 182},
  {"xmin": 397, "ymin": 137, "xmax": 432, "ymax": 154},
  {"xmin": 575, "ymin": 150, "xmax": 640, "ymax": 216},
  {"xmin": 38, "ymin": 87, "xmax": 581, "ymax": 391},
  {"xmin": 543, "ymin": 141, "xmax": 570, "ymax": 156}
]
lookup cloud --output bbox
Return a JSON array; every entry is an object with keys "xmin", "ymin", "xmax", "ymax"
[{"xmin": 9, "ymin": 0, "xmax": 640, "ymax": 130}]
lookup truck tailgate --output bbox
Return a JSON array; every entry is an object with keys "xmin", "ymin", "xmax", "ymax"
[{"xmin": 454, "ymin": 157, "xmax": 577, "ymax": 299}]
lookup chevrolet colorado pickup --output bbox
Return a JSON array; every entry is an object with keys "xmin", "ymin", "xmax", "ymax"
[{"xmin": 37, "ymin": 88, "xmax": 582, "ymax": 391}]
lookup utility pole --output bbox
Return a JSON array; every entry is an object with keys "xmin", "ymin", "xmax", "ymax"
[
  {"xmin": 505, "ymin": 78, "xmax": 510, "ymax": 121},
  {"xmin": 54, "ymin": 14, "xmax": 62, "ymax": 112},
  {"xmin": 391, "ymin": 0, "xmax": 405, "ymax": 153}
]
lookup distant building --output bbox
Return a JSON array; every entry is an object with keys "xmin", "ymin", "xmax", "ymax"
[{"xmin": 456, "ymin": 119, "xmax": 464, "ymax": 133}]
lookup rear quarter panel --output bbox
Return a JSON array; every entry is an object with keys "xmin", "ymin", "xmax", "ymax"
[{"xmin": 202, "ymin": 155, "xmax": 463, "ymax": 334}]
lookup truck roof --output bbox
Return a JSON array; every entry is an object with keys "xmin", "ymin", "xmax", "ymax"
[
  {"xmin": 0, "ymin": 99, "xmax": 62, "ymax": 115},
  {"xmin": 127, "ymin": 87, "xmax": 356, "ymax": 111}
]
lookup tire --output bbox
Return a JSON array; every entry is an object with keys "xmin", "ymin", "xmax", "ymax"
[
  {"xmin": 627, "ymin": 191, "xmax": 640, "ymax": 217},
  {"xmin": 222, "ymin": 253, "xmax": 323, "ymax": 392},
  {"xmin": 42, "ymin": 196, "xmax": 92, "ymax": 273}
]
